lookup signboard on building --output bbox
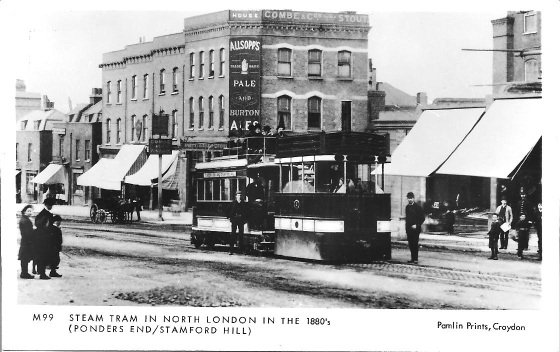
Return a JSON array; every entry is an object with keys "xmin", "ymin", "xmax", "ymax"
[
  {"xmin": 229, "ymin": 36, "xmax": 261, "ymax": 136},
  {"xmin": 152, "ymin": 114, "xmax": 169, "ymax": 136},
  {"xmin": 180, "ymin": 140, "xmax": 228, "ymax": 151},
  {"xmin": 228, "ymin": 10, "xmax": 369, "ymax": 26},
  {"xmin": 52, "ymin": 128, "xmax": 66, "ymax": 135},
  {"xmin": 149, "ymin": 138, "xmax": 173, "ymax": 155}
]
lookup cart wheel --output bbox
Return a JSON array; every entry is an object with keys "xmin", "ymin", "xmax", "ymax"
[
  {"xmin": 98, "ymin": 210, "xmax": 107, "ymax": 224},
  {"xmin": 90, "ymin": 204, "xmax": 98, "ymax": 223}
]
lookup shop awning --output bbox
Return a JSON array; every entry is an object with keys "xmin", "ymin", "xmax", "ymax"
[
  {"xmin": 161, "ymin": 155, "xmax": 180, "ymax": 190},
  {"xmin": 124, "ymin": 150, "xmax": 179, "ymax": 187},
  {"xmin": 77, "ymin": 158, "xmax": 114, "ymax": 187},
  {"xmin": 95, "ymin": 144, "xmax": 147, "ymax": 190},
  {"xmin": 436, "ymin": 98, "xmax": 543, "ymax": 179},
  {"xmin": 381, "ymin": 108, "xmax": 485, "ymax": 177},
  {"xmin": 31, "ymin": 163, "xmax": 66, "ymax": 184}
]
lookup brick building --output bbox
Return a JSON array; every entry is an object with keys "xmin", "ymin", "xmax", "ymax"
[
  {"xmin": 96, "ymin": 9, "xmax": 371, "ymax": 209},
  {"xmin": 15, "ymin": 79, "xmax": 42, "ymax": 120},
  {"xmin": 492, "ymin": 11, "xmax": 541, "ymax": 94}
]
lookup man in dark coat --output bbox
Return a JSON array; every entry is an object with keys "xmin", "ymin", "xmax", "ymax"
[
  {"xmin": 246, "ymin": 177, "xmax": 265, "ymax": 230},
  {"xmin": 18, "ymin": 205, "xmax": 35, "ymax": 279},
  {"xmin": 228, "ymin": 191, "xmax": 249, "ymax": 255},
  {"xmin": 49, "ymin": 215, "xmax": 63, "ymax": 278},
  {"xmin": 516, "ymin": 189, "xmax": 534, "ymax": 250},
  {"xmin": 405, "ymin": 192, "xmax": 425, "ymax": 264},
  {"xmin": 535, "ymin": 202, "xmax": 542, "ymax": 260},
  {"xmin": 34, "ymin": 198, "xmax": 55, "ymax": 280}
]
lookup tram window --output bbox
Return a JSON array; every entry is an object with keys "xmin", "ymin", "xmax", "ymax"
[
  {"xmin": 212, "ymin": 180, "xmax": 220, "ymax": 201},
  {"xmin": 205, "ymin": 180, "xmax": 212, "ymax": 200},
  {"xmin": 238, "ymin": 179, "xmax": 246, "ymax": 198},
  {"xmin": 221, "ymin": 179, "xmax": 230, "ymax": 201},
  {"xmin": 231, "ymin": 179, "xmax": 237, "ymax": 199},
  {"xmin": 197, "ymin": 180, "xmax": 205, "ymax": 200}
]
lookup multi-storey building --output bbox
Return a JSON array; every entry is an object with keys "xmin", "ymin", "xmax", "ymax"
[
  {"xmin": 97, "ymin": 9, "xmax": 371, "ymax": 209},
  {"xmin": 492, "ymin": 11, "xmax": 541, "ymax": 94},
  {"xmin": 15, "ymin": 79, "xmax": 42, "ymax": 120},
  {"xmin": 16, "ymin": 100, "xmax": 65, "ymax": 203}
]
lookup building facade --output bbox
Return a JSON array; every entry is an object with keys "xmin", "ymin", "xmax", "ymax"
[
  {"xmin": 492, "ymin": 11, "xmax": 541, "ymax": 94},
  {"xmin": 99, "ymin": 9, "xmax": 371, "ymax": 209},
  {"xmin": 15, "ymin": 79, "xmax": 42, "ymax": 120}
]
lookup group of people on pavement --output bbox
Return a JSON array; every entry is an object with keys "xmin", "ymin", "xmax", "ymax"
[
  {"xmin": 405, "ymin": 188, "xmax": 543, "ymax": 264},
  {"xmin": 18, "ymin": 198, "xmax": 64, "ymax": 280}
]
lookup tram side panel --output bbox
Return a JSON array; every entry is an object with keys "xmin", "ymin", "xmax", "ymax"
[{"xmin": 274, "ymin": 193, "xmax": 391, "ymax": 263}]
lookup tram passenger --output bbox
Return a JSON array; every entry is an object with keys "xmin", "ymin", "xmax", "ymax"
[
  {"xmin": 334, "ymin": 177, "xmax": 346, "ymax": 193},
  {"xmin": 346, "ymin": 178, "xmax": 356, "ymax": 193},
  {"xmin": 246, "ymin": 177, "xmax": 265, "ymax": 230},
  {"xmin": 227, "ymin": 191, "xmax": 249, "ymax": 255},
  {"xmin": 405, "ymin": 192, "xmax": 425, "ymax": 264}
]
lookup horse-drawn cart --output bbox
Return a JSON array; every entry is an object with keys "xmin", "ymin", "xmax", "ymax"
[{"xmin": 90, "ymin": 197, "xmax": 136, "ymax": 224}]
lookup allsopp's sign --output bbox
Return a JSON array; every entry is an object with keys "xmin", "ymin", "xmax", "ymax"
[{"xmin": 229, "ymin": 37, "xmax": 261, "ymax": 137}]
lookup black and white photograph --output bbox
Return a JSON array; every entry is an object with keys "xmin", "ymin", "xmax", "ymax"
[{"xmin": 1, "ymin": 0, "xmax": 559, "ymax": 351}]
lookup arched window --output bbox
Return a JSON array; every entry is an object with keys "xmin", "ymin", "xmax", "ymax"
[
  {"xmin": 524, "ymin": 59, "xmax": 539, "ymax": 82},
  {"xmin": 209, "ymin": 50, "xmax": 215, "ymax": 77},
  {"xmin": 308, "ymin": 50, "xmax": 322, "ymax": 76},
  {"xmin": 338, "ymin": 50, "xmax": 351, "ymax": 78},
  {"xmin": 189, "ymin": 97, "xmax": 195, "ymax": 129},
  {"xmin": 308, "ymin": 97, "xmax": 322, "ymax": 130},
  {"xmin": 208, "ymin": 96, "xmax": 214, "ymax": 128},
  {"xmin": 159, "ymin": 69, "xmax": 166, "ymax": 94},
  {"xmin": 278, "ymin": 48, "xmax": 292, "ymax": 76},
  {"xmin": 116, "ymin": 118, "xmax": 122, "ymax": 144},
  {"xmin": 106, "ymin": 119, "xmax": 111, "ymax": 144},
  {"xmin": 277, "ymin": 95, "xmax": 292, "ymax": 130},
  {"xmin": 198, "ymin": 97, "xmax": 204, "ymax": 128},
  {"xmin": 172, "ymin": 67, "xmax": 179, "ymax": 92},
  {"xmin": 219, "ymin": 95, "xmax": 225, "ymax": 129}
]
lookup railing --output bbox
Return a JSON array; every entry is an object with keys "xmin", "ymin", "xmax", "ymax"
[{"xmin": 219, "ymin": 136, "xmax": 277, "ymax": 164}]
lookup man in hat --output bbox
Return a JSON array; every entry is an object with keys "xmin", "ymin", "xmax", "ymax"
[
  {"xmin": 405, "ymin": 192, "xmax": 425, "ymax": 264},
  {"xmin": 227, "ymin": 191, "xmax": 249, "ymax": 255},
  {"xmin": 34, "ymin": 198, "xmax": 56, "ymax": 279},
  {"xmin": 516, "ymin": 189, "xmax": 534, "ymax": 250},
  {"xmin": 496, "ymin": 196, "xmax": 513, "ymax": 250}
]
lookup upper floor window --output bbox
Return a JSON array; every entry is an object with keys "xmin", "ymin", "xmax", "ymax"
[
  {"xmin": 143, "ymin": 74, "xmax": 149, "ymax": 99},
  {"xmin": 219, "ymin": 95, "xmax": 225, "ymax": 129},
  {"xmin": 59, "ymin": 136, "xmax": 64, "ymax": 157},
  {"xmin": 106, "ymin": 81, "xmax": 112, "ymax": 104},
  {"xmin": 209, "ymin": 50, "xmax": 215, "ymax": 77},
  {"xmin": 278, "ymin": 95, "xmax": 292, "ymax": 130},
  {"xmin": 34, "ymin": 121, "xmax": 40, "ymax": 130},
  {"xmin": 16, "ymin": 143, "xmax": 19, "ymax": 162},
  {"xmin": 189, "ymin": 98, "xmax": 195, "ymax": 129},
  {"xmin": 171, "ymin": 110, "xmax": 178, "ymax": 138},
  {"xmin": 338, "ymin": 50, "xmax": 351, "ymax": 78},
  {"xmin": 75, "ymin": 139, "xmax": 81, "ymax": 161},
  {"xmin": 106, "ymin": 119, "xmax": 111, "ymax": 144},
  {"xmin": 308, "ymin": 97, "xmax": 322, "ymax": 129},
  {"xmin": 131, "ymin": 115, "xmax": 136, "ymax": 142},
  {"xmin": 199, "ymin": 51, "xmax": 205, "ymax": 79},
  {"xmin": 308, "ymin": 50, "xmax": 322, "ymax": 76},
  {"xmin": 219, "ymin": 48, "xmax": 225, "ymax": 76},
  {"xmin": 116, "ymin": 118, "xmax": 122, "ymax": 144},
  {"xmin": 278, "ymin": 48, "xmax": 292, "ymax": 76},
  {"xmin": 142, "ymin": 115, "xmax": 148, "ymax": 142},
  {"xmin": 189, "ymin": 53, "xmax": 195, "ymax": 79},
  {"xmin": 159, "ymin": 69, "xmax": 166, "ymax": 94},
  {"xmin": 28, "ymin": 143, "xmax": 32, "ymax": 162},
  {"xmin": 21, "ymin": 120, "xmax": 27, "ymax": 130},
  {"xmin": 208, "ymin": 96, "xmax": 214, "ymax": 128},
  {"xmin": 524, "ymin": 12, "xmax": 537, "ymax": 34},
  {"xmin": 131, "ymin": 75, "xmax": 137, "ymax": 99},
  {"xmin": 85, "ymin": 140, "xmax": 91, "ymax": 161},
  {"xmin": 198, "ymin": 97, "xmax": 204, "ymax": 128},
  {"xmin": 525, "ymin": 59, "xmax": 539, "ymax": 82},
  {"xmin": 117, "ymin": 80, "xmax": 122, "ymax": 103},
  {"xmin": 172, "ymin": 67, "xmax": 179, "ymax": 92}
]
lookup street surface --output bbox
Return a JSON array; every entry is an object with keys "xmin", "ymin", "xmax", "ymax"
[{"xmin": 17, "ymin": 220, "xmax": 541, "ymax": 309}]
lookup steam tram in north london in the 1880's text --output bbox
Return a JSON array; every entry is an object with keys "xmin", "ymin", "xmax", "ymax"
[{"xmin": 191, "ymin": 131, "xmax": 392, "ymax": 263}]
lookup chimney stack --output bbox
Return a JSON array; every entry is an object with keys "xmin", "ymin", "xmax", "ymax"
[
  {"xmin": 43, "ymin": 95, "xmax": 54, "ymax": 110},
  {"xmin": 90, "ymin": 88, "xmax": 103, "ymax": 105},
  {"xmin": 416, "ymin": 92, "xmax": 428, "ymax": 106}
]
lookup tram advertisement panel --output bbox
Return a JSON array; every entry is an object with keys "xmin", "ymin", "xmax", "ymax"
[{"xmin": 229, "ymin": 36, "xmax": 261, "ymax": 136}]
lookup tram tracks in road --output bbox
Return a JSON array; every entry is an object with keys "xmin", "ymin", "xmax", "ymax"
[{"xmin": 344, "ymin": 262, "xmax": 541, "ymax": 294}]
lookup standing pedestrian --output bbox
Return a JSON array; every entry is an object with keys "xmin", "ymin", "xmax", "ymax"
[
  {"xmin": 487, "ymin": 213, "xmax": 501, "ymax": 260},
  {"xmin": 34, "ymin": 198, "xmax": 55, "ymax": 280},
  {"xmin": 442, "ymin": 201, "xmax": 455, "ymax": 235},
  {"xmin": 405, "ymin": 192, "xmax": 425, "ymax": 264},
  {"xmin": 515, "ymin": 213, "xmax": 530, "ymax": 259},
  {"xmin": 18, "ymin": 205, "xmax": 35, "ymax": 279},
  {"xmin": 227, "ymin": 191, "xmax": 249, "ymax": 255},
  {"xmin": 535, "ymin": 202, "xmax": 542, "ymax": 260},
  {"xmin": 496, "ymin": 196, "xmax": 513, "ymax": 250},
  {"xmin": 516, "ymin": 189, "xmax": 534, "ymax": 250},
  {"xmin": 49, "ymin": 215, "xmax": 63, "ymax": 278}
]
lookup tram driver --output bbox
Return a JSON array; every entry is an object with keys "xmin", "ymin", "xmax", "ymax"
[{"xmin": 227, "ymin": 191, "xmax": 249, "ymax": 255}]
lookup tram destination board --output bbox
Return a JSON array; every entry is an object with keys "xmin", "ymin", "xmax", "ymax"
[{"xmin": 149, "ymin": 138, "xmax": 173, "ymax": 155}]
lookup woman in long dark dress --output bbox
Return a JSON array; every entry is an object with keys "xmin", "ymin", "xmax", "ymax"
[{"xmin": 18, "ymin": 205, "xmax": 35, "ymax": 279}]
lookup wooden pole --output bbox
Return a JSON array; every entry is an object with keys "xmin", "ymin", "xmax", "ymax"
[{"xmin": 158, "ymin": 153, "xmax": 163, "ymax": 221}]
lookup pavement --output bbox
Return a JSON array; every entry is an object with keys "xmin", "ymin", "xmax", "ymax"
[{"xmin": 14, "ymin": 203, "xmax": 540, "ymax": 256}]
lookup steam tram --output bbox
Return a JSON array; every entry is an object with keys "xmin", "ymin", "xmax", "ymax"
[{"xmin": 191, "ymin": 132, "xmax": 392, "ymax": 263}]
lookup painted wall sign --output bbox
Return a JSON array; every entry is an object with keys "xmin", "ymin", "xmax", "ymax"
[
  {"xmin": 228, "ymin": 10, "xmax": 369, "ymax": 26},
  {"xmin": 149, "ymin": 138, "xmax": 173, "ymax": 155},
  {"xmin": 203, "ymin": 171, "xmax": 237, "ymax": 178},
  {"xmin": 229, "ymin": 36, "xmax": 261, "ymax": 136}
]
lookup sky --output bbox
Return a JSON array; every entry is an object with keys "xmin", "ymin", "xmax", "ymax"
[{"xmin": 3, "ymin": 5, "xmax": 505, "ymax": 113}]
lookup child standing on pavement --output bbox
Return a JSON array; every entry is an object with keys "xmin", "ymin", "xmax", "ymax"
[
  {"xmin": 516, "ymin": 213, "xmax": 530, "ymax": 259},
  {"xmin": 487, "ymin": 213, "xmax": 501, "ymax": 260},
  {"xmin": 49, "ymin": 215, "xmax": 63, "ymax": 277}
]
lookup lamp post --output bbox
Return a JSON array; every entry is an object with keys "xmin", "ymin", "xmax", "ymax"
[{"xmin": 150, "ymin": 108, "xmax": 171, "ymax": 221}]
